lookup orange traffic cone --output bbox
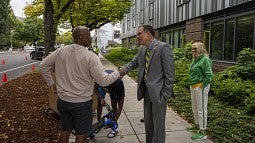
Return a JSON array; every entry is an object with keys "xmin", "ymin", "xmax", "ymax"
[
  {"xmin": 31, "ymin": 64, "xmax": 35, "ymax": 71},
  {"xmin": 1, "ymin": 59, "xmax": 5, "ymax": 65},
  {"xmin": 2, "ymin": 73, "xmax": 8, "ymax": 82}
]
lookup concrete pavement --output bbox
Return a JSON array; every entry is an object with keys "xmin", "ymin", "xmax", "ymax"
[{"xmin": 69, "ymin": 55, "xmax": 214, "ymax": 143}]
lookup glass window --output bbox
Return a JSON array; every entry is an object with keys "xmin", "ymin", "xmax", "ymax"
[
  {"xmin": 127, "ymin": 13, "xmax": 130, "ymax": 31},
  {"xmin": 169, "ymin": 32, "xmax": 173, "ymax": 46},
  {"xmin": 166, "ymin": 29, "xmax": 184, "ymax": 48},
  {"xmin": 173, "ymin": 30, "xmax": 179, "ymax": 48},
  {"xmin": 160, "ymin": 33, "xmax": 165, "ymax": 42},
  {"xmin": 122, "ymin": 23, "xmax": 125, "ymax": 33},
  {"xmin": 132, "ymin": 4, "xmax": 136, "ymax": 16},
  {"xmin": 211, "ymin": 21, "xmax": 224, "ymax": 60},
  {"xmin": 140, "ymin": 10, "xmax": 144, "ymax": 24},
  {"xmin": 178, "ymin": 30, "xmax": 184, "ymax": 48},
  {"xmin": 166, "ymin": 33, "xmax": 170, "ymax": 45},
  {"xmin": 204, "ymin": 23, "xmax": 211, "ymax": 55},
  {"xmin": 181, "ymin": 34, "xmax": 186, "ymax": 48},
  {"xmin": 132, "ymin": 15, "xmax": 136, "ymax": 28},
  {"xmin": 235, "ymin": 14, "xmax": 254, "ymax": 60},
  {"xmin": 225, "ymin": 18, "xmax": 235, "ymax": 61},
  {"xmin": 145, "ymin": 0, "xmax": 148, "ymax": 6},
  {"xmin": 149, "ymin": 2, "xmax": 154, "ymax": 19}
]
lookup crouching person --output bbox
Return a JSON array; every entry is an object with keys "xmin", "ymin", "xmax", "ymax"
[{"xmin": 95, "ymin": 70, "xmax": 125, "ymax": 138}]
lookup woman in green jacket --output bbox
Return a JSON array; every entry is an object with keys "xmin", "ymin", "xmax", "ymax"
[{"xmin": 188, "ymin": 42, "xmax": 212, "ymax": 141}]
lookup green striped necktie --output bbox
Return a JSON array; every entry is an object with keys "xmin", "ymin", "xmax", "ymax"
[{"xmin": 145, "ymin": 48, "xmax": 150, "ymax": 73}]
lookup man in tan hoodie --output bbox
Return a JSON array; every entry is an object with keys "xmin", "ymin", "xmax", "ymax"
[{"xmin": 39, "ymin": 26, "xmax": 122, "ymax": 143}]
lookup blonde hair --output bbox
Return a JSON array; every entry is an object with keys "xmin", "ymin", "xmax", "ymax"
[{"xmin": 192, "ymin": 42, "xmax": 208, "ymax": 58}]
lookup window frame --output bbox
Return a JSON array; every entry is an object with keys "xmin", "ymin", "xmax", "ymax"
[{"xmin": 177, "ymin": 0, "xmax": 190, "ymax": 6}]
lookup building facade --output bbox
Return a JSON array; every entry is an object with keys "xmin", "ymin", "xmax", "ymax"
[
  {"xmin": 94, "ymin": 23, "xmax": 121, "ymax": 53},
  {"xmin": 120, "ymin": 0, "xmax": 255, "ymax": 71}
]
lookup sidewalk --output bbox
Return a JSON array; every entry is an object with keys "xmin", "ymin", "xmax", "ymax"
[{"xmin": 71, "ymin": 55, "xmax": 214, "ymax": 143}]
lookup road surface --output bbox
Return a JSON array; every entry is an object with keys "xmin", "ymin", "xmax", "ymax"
[{"xmin": 0, "ymin": 51, "xmax": 41, "ymax": 85}]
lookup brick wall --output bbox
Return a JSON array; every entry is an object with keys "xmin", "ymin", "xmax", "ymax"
[
  {"xmin": 212, "ymin": 61, "xmax": 236, "ymax": 72},
  {"xmin": 185, "ymin": 17, "xmax": 204, "ymax": 42}
]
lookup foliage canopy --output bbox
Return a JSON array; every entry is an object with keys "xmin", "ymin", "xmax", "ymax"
[
  {"xmin": 24, "ymin": 0, "xmax": 132, "ymax": 30},
  {"xmin": 24, "ymin": 0, "xmax": 132, "ymax": 54}
]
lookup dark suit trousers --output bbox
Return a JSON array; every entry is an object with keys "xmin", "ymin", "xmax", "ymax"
[{"xmin": 143, "ymin": 84, "xmax": 167, "ymax": 143}]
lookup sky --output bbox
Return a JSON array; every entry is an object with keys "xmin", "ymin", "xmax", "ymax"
[
  {"xmin": 9, "ymin": 0, "xmax": 71, "ymax": 35},
  {"xmin": 10, "ymin": 0, "xmax": 31, "ymax": 17}
]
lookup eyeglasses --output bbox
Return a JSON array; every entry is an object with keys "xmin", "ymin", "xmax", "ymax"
[{"xmin": 192, "ymin": 47, "xmax": 197, "ymax": 51}]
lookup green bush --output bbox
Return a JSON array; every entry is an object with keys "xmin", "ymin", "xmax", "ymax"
[
  {"xmin": 223, "ymin": 48, "xmax": 255, "ymax": 81},
  {"xmin": 212, "ymin": 76, "xmax": 255, "ymax": 113},
  {"xmin": 212, "ymin": 78, "xmax": 248, "ymax": 105},
  {"xmin": 244, "ymin": 85, "xmax": 255, "ymax": 115},
  {"xmin": 174, "ymin": 59, "xmax": 191, "ymax": 90},
  {"xmin": 121, "ymin": 47, "xmax": 138, "ymax": 55},
  {"xmin": 236, "ymin": 48, "xmax": 255, "ymax": 65},
  {"xmin": 122, "ymin": 54, "xmax": 134, "ymax": 62},
  {"xmin": 105, "ymin": 47, "xmax": 138, "ymax": 64},
  {"xmin": 104, "ymin": 47, "xmax": 138, "ymax": 78},
  {"xmin": 173, "ymin": 41, "xmax": 193, "ymax": 60},
  {"xmin": 216, "ymin": 65, "xmax": 239, "ymax": 80}
]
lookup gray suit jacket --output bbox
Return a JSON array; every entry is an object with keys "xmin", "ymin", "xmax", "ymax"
[{"xmin": 123, "ymin": 39, "xmax": 174, "ymax": 105}]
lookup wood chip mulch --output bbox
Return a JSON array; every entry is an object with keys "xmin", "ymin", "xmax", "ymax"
[{"xmin": 0, "ymin": 72, "xmax": 60, "ymax": 143}]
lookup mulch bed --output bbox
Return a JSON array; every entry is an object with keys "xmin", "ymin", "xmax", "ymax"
[{"xmin": 0, "ymin": 72, "xmax": 60, "ymax": 143}]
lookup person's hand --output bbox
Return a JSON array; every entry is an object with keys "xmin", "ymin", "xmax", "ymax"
[
  {"xmin": 100, "ymin": 99, "xmax": 106, "ymax": 106},
  {"xmin": 192, "ymin": 83, "xmax": 203, "ymax": 89},
  {"xmin": 118, "ymin": 67, "xmax": 126, "ymax": 77}
]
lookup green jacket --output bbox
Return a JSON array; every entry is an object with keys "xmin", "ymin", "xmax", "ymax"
[{"xmin": 189, "ymin": 54, "xmax": 212, "ymax": 87}]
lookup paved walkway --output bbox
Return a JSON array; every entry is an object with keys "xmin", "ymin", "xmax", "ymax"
[{"xmin": 70, "ymin": 55, "xmax": 214, "ymax": 143}]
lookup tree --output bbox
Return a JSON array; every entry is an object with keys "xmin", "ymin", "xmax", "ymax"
[
  {"xmin": 0, "ymin": 0, "xmax": 16, "ymax": 48},
  {"xmin": 63, "ymin": 0, "xmax": 132, "ymax": 29},
  {"xmin": 24, "ymin": 0, "xmax": 132, "ymax": 55},
  {"xmin": 14, "ymin": 17, "xmax": 44, "ymax": 46},
  {"xmin": 56, "ymin": 32, "xmax": 73, "ymax": 45},
  {"xmin": 0, "ymin": 0, "xmax": 11, "ymax": 34}
]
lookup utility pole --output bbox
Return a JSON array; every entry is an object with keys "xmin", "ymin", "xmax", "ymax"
[{"xmin": 10, "ymin": 30, "xmax": 13, "ymax": 48}]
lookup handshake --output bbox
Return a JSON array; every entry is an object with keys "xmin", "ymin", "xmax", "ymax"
[{"xmin": 117, "ymin": 67, "xmax": 126, "ymax": 77}]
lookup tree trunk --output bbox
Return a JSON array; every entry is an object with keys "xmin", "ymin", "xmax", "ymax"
[{"xmin": 43, "ymin": 0, "xmax": 56, "ymax": 55}]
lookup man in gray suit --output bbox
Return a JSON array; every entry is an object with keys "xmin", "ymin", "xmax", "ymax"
[{"xmin": 119, "ymin": 25, "xmax": 174, "ymax": 143}]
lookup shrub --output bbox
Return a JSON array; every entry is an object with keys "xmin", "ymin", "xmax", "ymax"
[
  {"xmin": 173, "ymin": 41, "xmax": 193, "ymax": 60},
  {"xmin": 213, "ymin": 48, "xmax": 255, "ymax": 81},
  {"xmin": 212, "ymin": 77, "xmax": 245, "ymax": 105},
  {"xmin": 212, "ymin": 76, "xmax": 255, "ymax": 107},
  {"xmin": 216, "ymin": 65, "xmax": 239, "ymax": 80},
  {"xmin": 244, "ymin": 85, "xmax": 255, "ymax": 115},
  {"xmin": 236, "ymin": 48, "xmax": 255, "ymax": 65},
  {"xmin": 174, "ymin": 59, "xmax": 191, "ymax": 90},
  {"xmin": 104, "ymin": 47, "xmax": 138, "ymax": 81},
  {"xmin": 227, "ymin": 48, "xmax": 255, "ymax": 81},
  {"xmin": 121, "ymin": 47, "xmax": 138, "ymax": 55}
]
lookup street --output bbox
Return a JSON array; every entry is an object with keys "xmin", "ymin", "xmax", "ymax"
[{"xmin": 0, "ymin": 51, "xmax": 41, "ymax": 84}]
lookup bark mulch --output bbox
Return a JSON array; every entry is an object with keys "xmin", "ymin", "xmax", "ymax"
[{"xmin": 0, "ymin": 72, "xmax": 60, "ymax": 143}]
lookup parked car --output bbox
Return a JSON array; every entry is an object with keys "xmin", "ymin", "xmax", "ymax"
[
  {"xmin": 30, "ymin": 47, "xmax": 45, "ymax": 60},
  {"xmin": 24, "ymin": 46, "xmax": 35, "ymax": 52}
]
